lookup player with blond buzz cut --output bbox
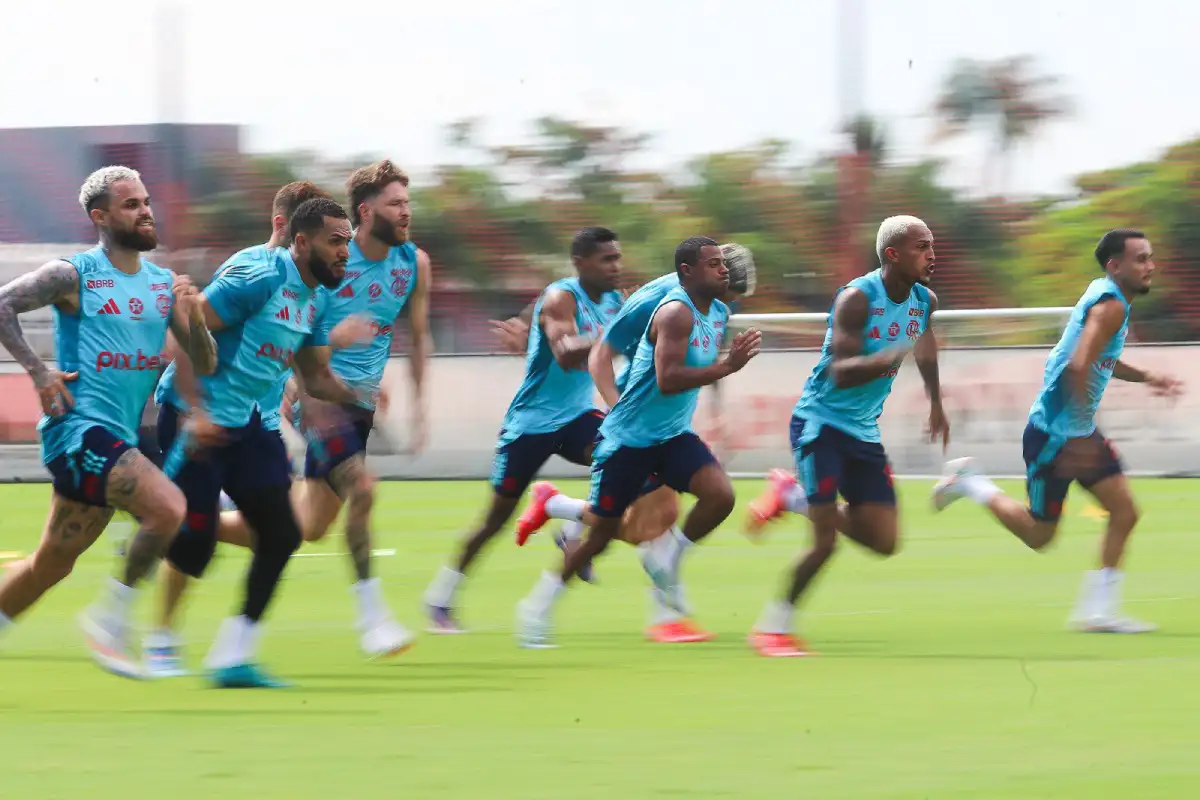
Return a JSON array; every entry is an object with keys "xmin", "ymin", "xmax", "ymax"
[{"xmin": 747, "ymin": 215, "xmax": 949, "ymax": 657}]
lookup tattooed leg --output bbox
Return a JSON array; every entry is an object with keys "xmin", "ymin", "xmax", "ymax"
[
  {"xmin": 107, "ymin": 449, "xmax": 187, "ymax": 588},
  {"xmin": 329, "ymin": 454, "xmax": 375, "ymax": 583},
  {"xmin": 0, "ymin": 495, "xmax": 113, "ymax": 619}
]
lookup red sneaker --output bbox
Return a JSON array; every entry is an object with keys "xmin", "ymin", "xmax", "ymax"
[
  {"xmin": 745, "ymin": 469, "xmax": 798, "ymax": 538},
  {"xmin": 515, "ymin": 481, "xmax": 559, "ymax": 546},
  {"xmin": 748, "ymin": 630, "xmax": 811, "ymax": 657},
  {"xmin": 646, "ymin": 619, "xmax": 715, "ymax": 644}
]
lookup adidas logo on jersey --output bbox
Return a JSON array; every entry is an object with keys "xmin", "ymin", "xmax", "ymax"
[
  {"xmin": 275, "ymin": 306, "xmax": 291, "ymax": 321},
  {"xmin": 336, "ymin": 285, "xmax": 355, "ymax": 298},
  {"xmin": 97, "ymin": 299, "xmax": 121, "ymax": 315}
]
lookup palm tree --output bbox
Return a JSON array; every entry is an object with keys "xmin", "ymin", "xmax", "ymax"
[{"xmin": 931, "ymin": 56, "xmax": 1071, "ymax": 195}]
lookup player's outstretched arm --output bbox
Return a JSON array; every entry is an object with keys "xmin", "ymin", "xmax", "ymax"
[
  {"xmin": 829, "ymin": 287, "xmax": 909, "ymax": 388},
  {"xmin": 654, "ymin": 302, "xmax": 760, "ymax": 394},
  {"xmin": 588, "ymin": 338, "xmax": 621, "ymax": 408},
  {"xmin": 1068, "ymin": 299, "xmax": 1125, "ymax": 401},
  {"xmin": 541, "ymin": 288, "xmax": 593, "ymax": 371},
  {"xmin": 0, "ymin": 259, "xmax": 81, "ymax": 416},
  {"xmin": 1113, "ymin": 359, "xmax": 1183, "ymax": 397}
]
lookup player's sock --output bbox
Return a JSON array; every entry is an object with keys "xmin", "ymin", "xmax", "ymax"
[
  {"xmin": 103, "ymin": 576, "xmax": 138, "ymax": 621},
  {"xmin": 559, "ymin": 520, "xmax": 585, "ymax": 543},
  {"xmin": 755, "ymin": 600, "xmax": 795, "ymax": 634},
  {"xmin": 204, "ymin": 615, "xmax": 260, "ymax": 670},
  {"xmin": 545, "ymin": 494, "xmax": 586, "ymax": 522},
  {"xmin": 960, "ymin": 474, "xmax": 1001, "ymax": 504},
  {"xmin": 425, "ymin": 566, "xmax": 464, "ymax": 609},
  {"xmin": 527, "ymin": 570, "xmax": 565, "ymax": 614},
  {"xmin": 648, "ymin": 588, "xmax": 683, "ymax": 625},
  {"xmin": 782, "ymin": 483, "xmax": 809, "ymax": 515},
  {"xmin": 353, "ymin": 577, "xmax": 388, "ymax": 627}
]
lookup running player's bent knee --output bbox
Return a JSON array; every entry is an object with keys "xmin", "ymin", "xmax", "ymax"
[
  {"xmin": 167, "ymin": 528, "xmax": 219, "ymax": 578},
  {"xmin": 143, "ymin": 485, "xmax": 186, "ymax": 539}
]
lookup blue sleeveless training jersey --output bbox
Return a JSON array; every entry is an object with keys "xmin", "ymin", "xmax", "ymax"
[
  {"xmin": 502, "ymin": 277, "xmax": 623, "ymax": 438},
  {"xmin": 325, "ymin": 239, "xmax": 419, "ymax": 409},
  {"xmin": 1028, "ymin": 276, "xmax": 1129, "ymax": 438},
  {"xmin": 158, "ymin": 248, "xmax": 331, "ymax": 429},
  {"xmin": 603, "ymin": 272, "xmax": 680, "ymax": 393},
  {"xmin": 39, "ymin": 246, "xmax": 175, "ymax": 463},
  {"xmin": 793, "ymin": 269, "xmax": 932, "ymax": 443},
  {"xmin": 599, "ymin": 285, "xmax": 729, "ymax": 449}
]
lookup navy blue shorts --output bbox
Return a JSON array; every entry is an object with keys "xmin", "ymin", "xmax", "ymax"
[
  {"xmin": 588, "ymin": 432, "xmax": 717, "ymax": 518},
  {"xmin": 138, "ymin": 424, "xmax": 163, "ymax": 469},
  {"xmin": 159, "ymin": 404, "xmax": 292, "ymax": 549},
  {"xmin": 1023, "ymin": 423, "xmax": 1123, "ymax": 522},
  {"xmin": 490, "ymin": 410, "xmax": 604, "ymax": 498},
  {"xmin": 302, "ymin": 403, "xmax": 375, "ymax": 481},
  {"xmin": 45, "ymin": 425, "xmax": 135, "ymax": 507},
  {"xmin": 790, "ymin": 415, "xmax": 895, "ymax": 507}
]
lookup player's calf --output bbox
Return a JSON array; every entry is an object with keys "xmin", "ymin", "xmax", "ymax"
[{"xmin": 933, "ymin": 456, "xmax": 1058, "ymax": 550}]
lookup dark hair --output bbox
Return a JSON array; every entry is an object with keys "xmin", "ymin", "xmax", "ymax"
[
  {"xmin": 345, "ymin": 160, "xmax": 410, "ymax": 227},
  {"xmin": 273, "ymin": 181, "xmax": 330, "ymax": 219},
  {"xmin": 570, "ymin": 226, "xmax": 619, "ymax": 259},
  {"xmin": 288, "ymin": 197, "xmax": 349, "ymax": 243},
  {"xmin": 1094, "ymin": 229, "xmax": 1146, "ymax": 270},
  {"xmin": 674, "ymin": 236, "xmax": 719, "ymax": 273}
]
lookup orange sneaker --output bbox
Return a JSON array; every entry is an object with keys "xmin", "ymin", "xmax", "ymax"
[
  {"xmin": 745, "ymin": 469, "xmax": 799, "ymax": 538},
  {"xmin": 515, "ymin": 481, "xmax": 559, "ymax": 546},
  {"xmin": 646, "ymin": 619, "xmax": 715, "ymax": 644},
  {"xmin": 748, "ymin": 630, "xmax": 811, "ymax": 657}
]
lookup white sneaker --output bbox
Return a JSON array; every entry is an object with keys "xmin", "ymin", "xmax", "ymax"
[
  {"xmin": 515, "ymin": 600, "xmax": 556, "ymax": 649},
  {"xmin": 143, "ymin": 630, "xmax": 189, "ymax": 678},
  {"xmin": 932, "ymin": 457, "xmax": 979, "ymax": 512},
  {"xmin": 79, "ymin": 607, "xmax": 144, "ymax": 680},
  {"xmin": 1070, "ymin": 615, "xmax": 1158, "ymax": 634},
  {"xmin": 360, "ymin": 617, "xmax": 416, "ymax": 659}
]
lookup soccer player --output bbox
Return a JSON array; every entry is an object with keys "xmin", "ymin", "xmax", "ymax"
[
  {"xmin": 0, "ymin": 166, "xmax": 216, "ymax": 638},
  {"xmin": 144, "ymin": 180, "xmax": 337, "ymax": 673},
  {"xmin": 748, "ymin": 216, "xmax": 948, "ymax": 657},
  {"xmin": 513, "ymin": 237, "xmax": 761, "ymax": 648},
  {"xmin": 422, "ymin": 227, "xmax": 624, "ymax": 632},
  {"xmin": 932, "ymin": 229, "xmax": 1181, "ymax": 633},
  {"xmin": 523, "ymin": 243, "xmax": 758, "ymax": 643},
  {"xmin": 83, "ymin": 197, "xmax": 367, "ymax": 687},
  {"xmin": 154, "ymin": 164, "xmax": 425, "ymax": 664}
]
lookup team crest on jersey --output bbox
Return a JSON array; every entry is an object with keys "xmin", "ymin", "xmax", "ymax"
[
  {"xmin": 156, "ymin": 294, "xmax": 171, "ymax": 318},
  {"xmin": 906, "ymin": 319, "xmax": 921, "ymax": 339},
  {"xmin": 308, "ymin": 304, "xmax": 316, "ymax": 325},
  {"xmin": 390, "ymin": 267, "xmax": 412, "ymax": 297}
]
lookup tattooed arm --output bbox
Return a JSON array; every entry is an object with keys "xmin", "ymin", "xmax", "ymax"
[
  {"xmin": 167, "ymin": 274, "xmax": 218, "ymax": 376},
  {"xmin": 292, "ymin": 346, "xmax": 361, "ymax": 406},
  {"xmin": 0, "ymin": 260, "xmax": 82, "ymax": 416}
]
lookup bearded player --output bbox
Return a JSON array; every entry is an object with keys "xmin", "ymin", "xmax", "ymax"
[
  {"xmin": 0, "ymin": 166, "xmax": 216, "ymax": 646},
  {"xmin": 932, "ymin": 229, "xmax": 1181, "ymax": 633}
]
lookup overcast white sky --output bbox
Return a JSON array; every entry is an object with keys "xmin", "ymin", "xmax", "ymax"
[{"xmin": 4, "ymin": 0, "xmax": 1197, "ymax": 196}]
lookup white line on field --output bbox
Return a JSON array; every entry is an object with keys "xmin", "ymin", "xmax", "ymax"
[{"xmin": 293, "ymin": 548, "xmax": 396, "ymax": 559}]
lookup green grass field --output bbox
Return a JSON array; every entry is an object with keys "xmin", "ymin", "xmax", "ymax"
[{"xmin": 1, "ymin": 478, "xmax": 1198, "ymax": 798}]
